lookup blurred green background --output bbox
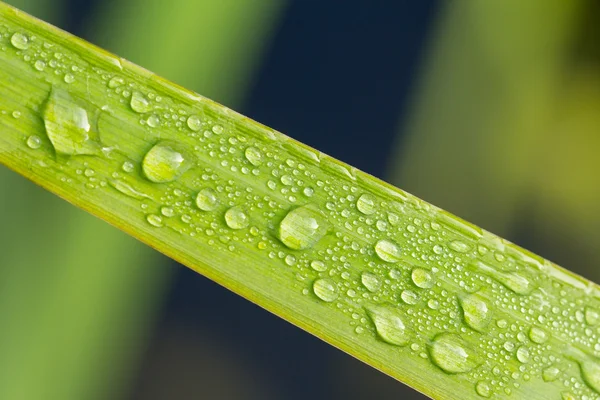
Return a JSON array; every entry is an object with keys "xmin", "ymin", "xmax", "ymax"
[{"xmin": 1, "ymin": 1, "xmax": 599, "ymax": 399}]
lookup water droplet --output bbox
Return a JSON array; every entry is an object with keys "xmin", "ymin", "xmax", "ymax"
[
  {"xmin": 195, "ymin": 188, "xmax": 219, "ymax": 211},
  {"xmin": 187, "ymin": 115, "xmax": 202, "ymax": 131},
  {"xmin": 528, "ymin": 326, "xmax": 548, "ymax": 344},
  {"xmin": 130, "ymin": 91, "xmax": 152, "ymax": 113},
  {"xmin": 278, "ymin": 204, "xmax": 329, "ymax": 250},
  {"xmin": 473, "ymin": 261, "xmax": 533, "ymax": 295},
  {"xmin": 586, "ymin": 307, "xmax": 600, "ymax": 326},
  {"xmin": 142, "ymin": 141, "xmax": 191, "ymax": 183},
  {"xmin": 212, "ymin": 124, "xmax": 224, "ymax": 134},
  {"xmin": 161, "ymin": 207, "xmax": 175, "ymax": 217},
  {"xmin": 43, "ymin": 89, "xmax": 100, "ymax": 156},
  {"xmin": 303, "ymin": 187, "xmax": 314, "ymax": 197},
  {"xmin": 561, "ymin": 392, "xmax": 576, "ymax": 400},
  {"xmin": 244, "ymin": 147, "xmax": 263, "ymax": 166},
  {"xmin": 365, "ymin": 304, "xmax": 410, "ymax": 346},
  {"xmin": 12, "ymin": 111, "xmax": 21, "ymax": 119},
  {"xmin": 34, "ymin": 60, "xmax": 46, "ymax": 71},
  {"xmin": 374, "ymin": 239, "xmax": 402, "ymax": 263},
  {"xmin": 475, "ymin": 381, "xmax": 491, "ymax": 398},
  {"xmin": 411, "ymin": 268, "xmax": 434, "ymax": 289},
  {"xmin": 449, "ymin": 240, "xmax": 470, "ymax": 253},
  {"xmin": 64, "ymin": 73, "xmax": 75, "ymax": 84},
  {"xmin": 542, "ymin": 366, "xmax": 560, "ymax": 382},
  {"xmin": 108, "ymin": 76, "xmax": 124, "ymax": 88},
  {"xmin": 430, "ymin": 333, "xmax": 479, "ymax": 374},
  {"xmin": 109, "ymin": 179, "xmax": 149, "ymax": 199},
  {"xmin": 146, "ymin": 214, "xmax": 163, "ymax": 227},
  {"xmin": 310, "ymin": 260, "xmax": 327, "ymax": 272},
  {"xmin": 401, "ymin": 290, "xmax": 419, "ymax": 305},
  {"xmin": 357, "ymin": 193, "xmax": 377, "ymax": 215},
  {"xmin": 147, "ymin": 114, "xmax": 160, "ymax": 128},
  {"xmin": 26, "ymin": 135, "xmax": 41, "ymax": 149},
  {"xmin": 122, "ymin": 161, "xmax": 134, "ymax": 173},
  {"xmin": 281, "ymin": 175, "xmax": 293, "ymax": 185},
  {"xmin": 313, "ymin": 278, "xmax": 338, "ymax": 302},
  {"xmin": 567, "ymin": 348, "xmax": 600, "ymax": 394},
  {"xmin": 516, "ymin": 346, "xmax": 530, "ymax": 363},
  {"xmin": 10, "ymin": 32, "xmax": 30, "ymax": 50},
  {"xmin": 225, "ymin": 206, "xmax": 249, "ymax": 230},
  {"xmin": 460, "ymin": 293, "xmax": 491, "ymax": 332},
  {"xmin": 361, "ymin": 272, "xmax": 382, "ymax": 292}
]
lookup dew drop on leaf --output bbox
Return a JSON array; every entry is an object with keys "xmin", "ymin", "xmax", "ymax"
[
  {"xmin": 313, "ymin": 278, "xmax": 338, "ymax": 302},
  {"xmin": 195, "ymin": 188, "xmax": 219, "ymax": 211},
  {"xmin": 130, "ymin": 91, "xmax": 152, "ymax": 113},
  {"xmin": 365, "ymin": 304, "xmax": 410, "ymax": 346},
  {"xmin": 430, "ymin": 333, "xmax": 479, "ymax": 374},
  {"xmin": 460, "ymin": 293, "xmax": 491, "ymax": 332},
  {"xmin": 356, "ymin": 193, "xmax": 377, "ymax": 215},
  {"xmin": 374, "ymin": 239, "xmax": 402, "ymax": 263},
  {"xmin": 411, "ymin": 268, "xmax": 434, "ymax": 289},
  {"xmin": 361, "ymin": 271, "xmax": 382, "ymax": 293},
  {"xmin": 10, "ymin": 32, "xmax": 30, "ymax": 50},
  {"xmin": 279, "ymin": 204, "xmax": 328, "ymax": 250},
  {"xmin": 225, "ymin": 206, "xmax": 249, "ymax": 230},
  {"xmin": 142, "ymin": 141, "xmax": 192, "ymax": 183}
]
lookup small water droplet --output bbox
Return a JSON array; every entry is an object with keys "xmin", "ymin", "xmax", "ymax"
[
  {"xmin": 365, "ymin": 304, "xmax": 410, "ymax": 346},
  {"xmin": 12, "ymin": 111, "xmax": 21, "ymax": 119},
  {"xmin": 11, "ymin": 32, "xmax": 30, "ymax": 50},
  {"xmin": 516, "ymin": 346, "xmax": 530, "ymax": 363},
  {"xmin": 411, "ymin": 268, "xmax": 434, "ymax": 289},
  {"xmin": 586, "ymin": 307, "xmax": 600, "ymax": 326},
  {"xmin": 43, "ymin": 89, "xmax": 100, "ymax": 156},
  {"xmin": 146, "ymin": 214, "xmax": 163, "ymax": 227},
  {"xmin": 310, "ymin": 260, "xmax": 327, "ymax": 272},
  {"xmin": 244, "ymin": 146, "xmax": 263, "ymax": 166},
  {"xmin": 26, "ymin": 135, "xmax": 42, "ymax": 149},
  {"xmin": 187, "ymin": 115, "xmax": 202, "ymax": 131},
  {"xmin": 142, "ymin": 141, "xmax": 191, "ymax": 183},
  {"xmin": 357, "ymin": 193, "xmax": 377, "ymax": 215},
  {"xmin": 460, "ymin": 293, "xmax": 491, "ymax": 332},
  {"xmin": 374, "ymin": 239, "xmax": 402, "ymax": 263},
  {"xmin": 528, "ymin": 326, "xmax": 549, "ymax": 344},
  {"xmin": 278, "ymin": 204, "xmax": 329, "ymax": 250},
  {"xmin": 430, "ymin": 333, "xmax": 479, "ymax": 374},
  {"xmin": 401, "ymin": 290, "xmax": 419, "ymax": 305},
  {"xmin": 225, "ymin": 206, "xmax": 249, "ymax": 230},
  {"xmin": 64, "ymin": 73, "xmax": 75, "ymax": 84},
  {"xmin": 449, "ymin": 240, "xmax": 470, "ymax": 253},
  {"xmin": 542, "ymin": 366, "xmax": 560, "ymax": 382},
  {"xmin": 313, "ymin": 278, "xmax": 338, "ymax": 302},
  {"xmin": 303, "ymin": 187, "xmax": 314, "ymax": 197},
  {"xmin": 195, "ymin": 188, "xmax": 219, "ymax": 211},
  {"xmin": 361, "ymin": 272, "xmax": 382, "ymax": 292},
  {"xmin": 475, "ymin": 381, "xmax": 491, "ymax": 398},
  {"xmin": 281, "ymin": 175, "xmax": 293, "ymax": 185},
  {"xmin": 212, "ymin": 124, "xmax": 224, "ymax": 134},
  {"xmin": 130, "ymin": 91, "xmax": 152, "ymax": 113}
]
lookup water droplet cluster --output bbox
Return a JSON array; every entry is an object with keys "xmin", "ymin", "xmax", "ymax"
[{"xmin": 4, "ymin": 20, "xmax": 600, "ymax": 399}]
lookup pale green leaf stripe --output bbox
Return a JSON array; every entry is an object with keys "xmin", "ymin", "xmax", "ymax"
[{"xmin": 1, "ymin": 3, "xmax": 600, "ymax": 399}]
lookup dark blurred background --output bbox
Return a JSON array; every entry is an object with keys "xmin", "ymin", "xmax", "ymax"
[{"xmin": 1, "ymin": 1, "xmax": 599, "ymax": 399}]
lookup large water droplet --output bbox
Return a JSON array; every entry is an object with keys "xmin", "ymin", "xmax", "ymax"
[
  {"xmin": 411, "ymin": 268, "xmax": 434, "ymax": 289},
  {"xmin": 356, "ymin": 193, "xmax": 377, "ymax": 215},
  {"xmin": 401, "ymin": 290, "xmax": 419, "ymax": 305},
  {"xmin": 146, "ymin": 214, "xmax": 163, "ymax": 227},
  {"xmin": 195, "ymin": 188, "xmax": 219, "ymax": 211},
  {"xmin": 542, "ymin": 366, "xmax": 560, "ymax": 382},
  {"xmin": 365, "ymin": 304, "xmax": 410, "ymax": 346},
  {"xmin": 10, "ymin": 32, "xmax": 30, "ymax": 50},
  {"xmin": 313, "ymin": 278, "xmax": 338, "ymax": 302},
  {"xmin": 26, "ymin": 135, "xmax": 42, "ymax": 149},
  {"xmin": 278, "ymin": 204, "xmax": 329, "ymax": 250},
  {"xmin": 567, "ymin": 348, "xmax": 600, "ymax": 394},
  {"xmin": 43, "ymin": 89, "xmax": 100, "ymax": 156},
  {"xmin": 449, "ymin": 240, "xmax": 470, "ymax": 253},
  {"xmin": 475, "ymin": 381, "xmax": 491, "ymax": 398},
  {"xmin": 310, "ymin": 260, "xmax": 327, "ymax": 272},
  {"xmin": 244, "ymin": 146, "xmax": 263, "ymax": 166},
  {"xmin": 473, "ymin": 261, "xmax": 533, "ymax": 295},
  {"xmin": 225, "ymin": 206, "xmax": 249, "ymax": 230},
  {"xmin": 586, "ymin": 307, "xmax": 600, "ymax": 326},
  {"xmin": 460, "ymin": 293, "xmax": 491, "ymax": 332},
  {"xmin": 109, "ymin": 179, "xmax": 149, "ymax": 199},
  {"xmin": 130, "ymin": 91, "xmax": 152, "ymax": 113},
  {"xmin": 361, "ymin": 272, "xmax": 382, "ymax": 292},
  {"xmin": 374, "ymin": 239, "xmax": 402, "ymax": 263},
  {"xmin": 430, "ymin": 333, "xmax": 479, "ymax": 374},
  {"xmin": 187, "ymin": 115, "xmax": 202, "ymax": 131},
  {"xmin": 528, "ymin": 326, "xmax": 549, "ymax": 344},
  {"xmin": 142, "ymin": 141, "xmax": 192, "ymax": 183},
  {"xmin": 516, "ymin": 346, "xmax": 530, "ymax": 363}
]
